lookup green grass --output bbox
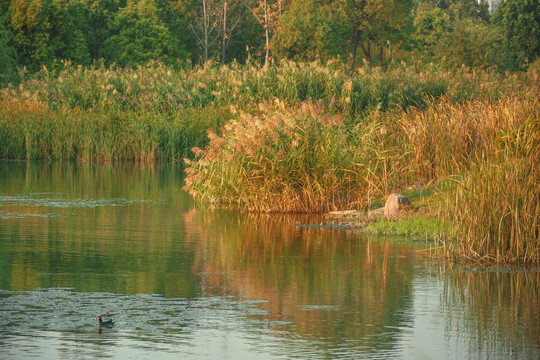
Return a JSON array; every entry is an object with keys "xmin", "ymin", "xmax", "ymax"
[{"xmin": 362, "ymin": 215, "xmax": 448, "ymax": 238}]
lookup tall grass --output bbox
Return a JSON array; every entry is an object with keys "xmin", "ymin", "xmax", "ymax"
[
  {"xmin": 183, "ymin": 101, "xmax": 410, "ymax": 212},
  {"xmin": 185, "ymin": 101, "xmax": 362, "ymax": 212},
  {"xmin": 1, "ymin": 60, "xmax": 533, "ymax": 161},
  {"xmin": 400, "ymin": 91, "xmax": 540, "ymax": 179},
  {"xmin": 444, "ymin": 116, "xmax": 540, "ymax": 264},
  {"xmin": 3, "ymin": 60, "xmax": 530, "ymax": 115},
  {"xmin": 182, "ymin": 89, "xmax": 539, "ymax": 216},
  {"xmin": 0, "ymin": 97, "xmax": 231, "ymax": 161},
  {"xmin": 398, "ymin": 90, "xmax": 539, "ymax": 264}
]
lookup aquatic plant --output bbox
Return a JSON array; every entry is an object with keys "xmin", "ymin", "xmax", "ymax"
[
  {"xmin": 1, "ymin": 59, "xmax": 533, "ymax": 162},
  {"xmin": 444, "ymin": 116, "xmax": 540, "ymax": 264},
  {"xmin": 400, "ymin": 91, "xmax": 540, "ymax": 179},
  {"xmin": 184, "ymin": 101, "xmax": 356, "ymax": 212},
  {"xmin": 0, "ymin": 97, "xmax": 230, "ymax": 161},
  {"xmin": 183, "ymin": 100, "xmax": 410, "ymax": 212},
  {"xmin": 2, "ymin": 60, "xmax": 527, "ymax": 118}
]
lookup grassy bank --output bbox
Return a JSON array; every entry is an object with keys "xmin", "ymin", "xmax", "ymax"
[{"xmin": 1, "ymin": 60, "xmax": 538, "ymax": 264}]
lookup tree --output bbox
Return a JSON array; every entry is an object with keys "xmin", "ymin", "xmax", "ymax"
[
  {"xmin": 493, "ymin": 0, "xmax": 540, "ymax": 69},
  {"xmin": 81, "ymin": 0, "xmax": 122, "ymax": 61},
  {"xmin": 338, "ymin": 0, "xmax": 414, "ymax": 66},
  {"xmin": 189, "ymin": 0, "xmax": 220, "ymax": 63},
  {"xmin": 103, "ymin": 0, "xmax": 184, "ymax": 66},
  {"xmin": 0, "ymin": 12, "xmax": 19, "ymax": 85},
  {"xmin": 241, "ymin": 0, "xmax": 282, "ymax": 66},
  {"xmin": 272, "ymin": 0, "xmax": 347, "ymax": 61},
  {"xmin": 449, "ymin": 0, "xmax": 489, "ymax": 22},
  {"xmin": 219, "ymin": 0, "xmax": 242, "ymax": 63},
  {"xmin": 49, "ymin": 0, "xmax": 90, "ymax": 65},
  {"xmin": 414, "ymin": 2, "xmax": 453, "ymax": 55},
  {"xmin": 158, "ymin": 0, "xmax": 198, "ymax": 64},
  {"xmin": 9, "ymin": 0, "xmax": 52, "ymax": 70},
  {"xmin": 414, "ymin": 1, "xmax": 505, "ymax": 69},
  {"xmin": 441, "ymin": 18, "xmax": 502, "ymax": 69}
]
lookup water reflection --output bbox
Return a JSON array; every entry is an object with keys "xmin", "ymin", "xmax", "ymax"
[
  {"xmin": 0, "ymin": 161, "xmax": 538, "ymax": 359},
  {"xmin": 442, "ymin": 267, "xmax": 540, "ymax": 358},
  {"xmin": 184, "ymin": 210, "xmax": 418, "ymax": 355}
]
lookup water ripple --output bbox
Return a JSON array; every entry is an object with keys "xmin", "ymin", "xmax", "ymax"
[
  {"xmin": 0, "ymin": 193, "xmax": 158, "ymax": 208},
  {"xmin": 0, "ymin": 193, "xmax": 160, "ymax": 219}
]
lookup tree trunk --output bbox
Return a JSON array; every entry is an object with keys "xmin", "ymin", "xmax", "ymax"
[
  {"xmin": 350, "ymin": 27, "xmax": 359, "ymax": 60},
  {"xmin": 222, "ymin": 0, "xmax": 227, "ymax": 63},
  {"xmin": 360, "ymin": 39, "xmax": 371, "ymax": 66},
  {"xmin": 264, "ymin": 0, "xmax": 270, "ymax": 67},
  {"xmin": 203, "ymin": 0, "xmax": 209, "ymax": 63}
]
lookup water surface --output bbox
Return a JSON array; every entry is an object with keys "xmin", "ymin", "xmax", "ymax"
[{"xmin": 0, "ymin": 161, "xmax": 538, "ymax": 359}]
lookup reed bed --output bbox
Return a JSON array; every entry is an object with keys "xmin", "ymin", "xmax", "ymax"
[
  {"xmin": 400, "ymin": 91, "xmax": 540, "ymax": 179},
  {"xmin": 182, "ymin": 79, "xmax": 539, "ymax": 264},
  {"xmin": 2, "ymin": 60, "xmax": 528, "ymax": 116},
  {"xmin": 0, "ymin": 97, "xmax": 230, "ymax": 161},
  {"xmin": 0, "ymin": 60, "xmax": 532, "ymax": 162},
  {"xmin": 444, "ymin": 116, "xmax": 540, "ymax": 264},
  {"xmin": 399, "ymin": 91, "xmax": 539, "ymax": 264},
  {"xmin": 183, "ymin": 101, "xmax": 409, "ymax": 212}
]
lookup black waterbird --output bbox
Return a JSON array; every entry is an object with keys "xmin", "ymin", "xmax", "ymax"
[{"xmin": 98, "ymin": 315, "xmax": 114, "ymax": 328}]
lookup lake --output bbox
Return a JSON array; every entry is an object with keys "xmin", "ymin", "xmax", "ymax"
[{"xmin": 0, "ymin": 161, "xmax": 538, "ymax": 359}]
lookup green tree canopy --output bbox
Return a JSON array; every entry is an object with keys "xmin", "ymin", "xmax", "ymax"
[
  {"xmin": 272, "ymin": 0, "xmax": 347, "ymax": 61},
  {"xmin": 49, "ymin": 0, "xmax": 91, "ymax": 65},
  {"xmin": 414, "ymin": 2, "xmax": 453, "ymax": 55},
  {"xmin": 338, "ymin": 0, "xmax": 414, "ymax": 66},
  {"xmin": 9, "ymin": 0, "xmax": 52, "ymax": 70},
  {"xmin": 0, "ymin": 12, "xmax": 19, "ymax": 85},
  {"xmin": 103, "ymin": 0, "xmax": 187, "ymax": 66},
  {"xmin": 493, "ymin": 0, "xmax": 540, "ymax": 69}
]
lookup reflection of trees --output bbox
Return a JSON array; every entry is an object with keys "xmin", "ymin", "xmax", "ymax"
[
  {"xmin": 0, "ymin": 161, "xmax": 196, "ymax": 297},
  {"xmin": 443, "ymin": 268, "xmax": 540, "ymax": 358},
  {"xmin": 184, "ymin": 209, "xmax": 417, "ymax": 353}
]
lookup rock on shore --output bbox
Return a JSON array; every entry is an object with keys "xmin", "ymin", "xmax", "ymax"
[{"xmin": 384, "ymin": 194, "xmax": 411, "ymax": 219}]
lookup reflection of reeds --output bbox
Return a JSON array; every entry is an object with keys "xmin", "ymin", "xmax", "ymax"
[
  {"xmin": 184, "ymin": 209, "xmax": 418, "ymax": 345},
  {"xmin": 444, "ymin": 268, "xmax": 540, "ymax": 358},
  {"xmin": 0, "ymin": 162, "xmax": 193, "ymax": 295}
]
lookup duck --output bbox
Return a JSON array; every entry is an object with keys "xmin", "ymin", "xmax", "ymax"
[{"xmin": 98, "ymin": 315, "xmax": 114, "ymax": 328}]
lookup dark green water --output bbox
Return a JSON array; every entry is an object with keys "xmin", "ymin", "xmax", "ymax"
[{"xmin": 0, "ymin": 161, "xmax": 538, "ymax": 359}]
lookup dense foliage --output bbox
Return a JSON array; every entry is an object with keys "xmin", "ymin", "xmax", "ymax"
[{"xmin": 1, "ymin": 0, "xmax": 539, "ymax": 86}]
